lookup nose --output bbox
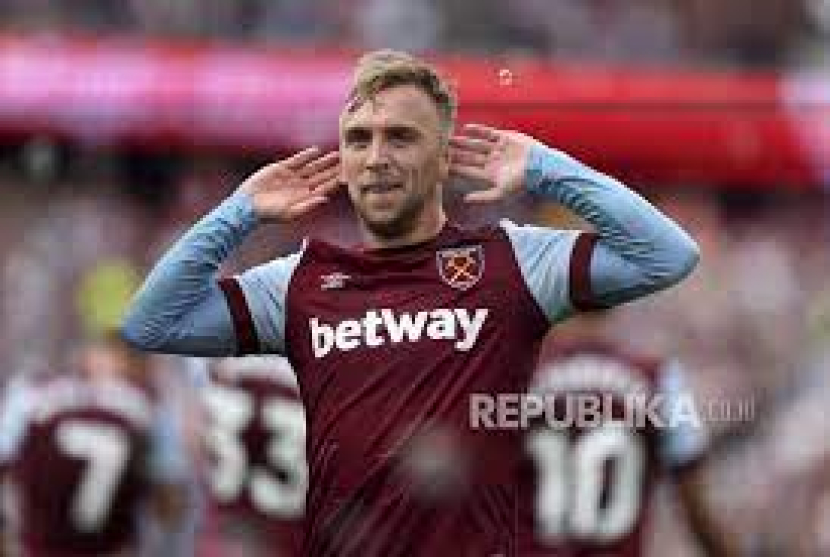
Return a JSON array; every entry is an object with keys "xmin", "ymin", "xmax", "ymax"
[{"xmin": 365, "ymin": 137, "xmax": 392, "ymax": 171}]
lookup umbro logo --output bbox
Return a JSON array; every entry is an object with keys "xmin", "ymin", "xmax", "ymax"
[{"xmin": 320, "ymin": 272, "xmax": 351, "ymax": 290}]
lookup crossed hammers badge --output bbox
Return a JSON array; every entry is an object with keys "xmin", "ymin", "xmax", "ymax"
[{"xmin": 436, "ymin": 245, "xmax": 484, "ymax": 290}]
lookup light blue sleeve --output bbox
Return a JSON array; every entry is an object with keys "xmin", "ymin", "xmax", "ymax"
[
  {"xmin": 525, "ymin": 145, "xmax": 700, "ymax": 308},
  {"xmin": 121, "ymin": 193, "xmax": 259, "ymax": 356},
  {"xmin": 146, "ymin": 402, "xmax": 190, "ymax": 484},
  {"xmin": 500, "ymin": 221, "xmax": 581, "ymax": 323},
  {"xmin": 0, "ymin": 377, "xmax": 32, "ymax": 463},
  {"xmin": 658, "ymin": 360, "xmax": 710, "ymax": 469},
  {"xmin": 180, "ymin": 357, "xmax": 211, "ymax": 389}
]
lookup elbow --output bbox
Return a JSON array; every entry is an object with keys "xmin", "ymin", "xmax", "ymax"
[
  {"xmin": 120, "ymin": 311, "xmax": 165, "ymax": 352},
  {"xmin": 674, "ymin": 233, "xmax": 701, "ymax": 281},
  {"xmin": 657, "ymin": 233, "xmax": 701, "ymax": 289}
]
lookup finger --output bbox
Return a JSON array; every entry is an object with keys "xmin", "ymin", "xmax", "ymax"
[
  {"xmin": 450, "ymin": 148, "xmax": 488, "ymax": 168},
  {"xmin": 309, "ymin": 172, "xmax": 345, "ymax": 195},
  {"xmin": 449, "ymin": 163, "xmax": 489, "ymax": 182},
  {"xmin": 289, "ymin": 176, "xmax": 338, "ymax": 204},
  {"xmin": 462, "ymin": 123, "xmax": 502, "ymax": 142},
  {"xmin": 283, "ymin": 146, "xmax": 322, "ymax": 170},
  {"xmin": 300, "ymin": 151, "xmax": 340, "ymax": 177},
  {"xmin": 449, "ymin": 135, "xmax": 492, "ymax": 155},
  {"xmin": 464, "ymin": 187, "xmax": 504, "ymax": 204},
  {"xmin": 303, "ymin": 160, "xmax": 342, "ymax": 189},
  {"xmin": 287, "ymin": 195, "xmax": 331, "ymax": 217},
  {"xmin": 253, "ymin": 160, "xmax": 288, "ymax": 182},
  {"xmin": 306, "ymin": 163, "xmax": 341, "ymax": 189}
]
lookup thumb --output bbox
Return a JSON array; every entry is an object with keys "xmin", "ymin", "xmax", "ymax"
[{"xmin": 463, "ymin": 188, "xmax": 504, "ymax": 204}]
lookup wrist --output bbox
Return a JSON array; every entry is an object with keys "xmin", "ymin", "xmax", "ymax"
[
  {"xmin": 221, "ymin": 191, "xmax": 260, "ymax": 233},
  {"xmin": 524, "ymin": 144, "xmax": 593, "ymax": 198},
  {"xmin": 524, "ymin": 144, "xmax": 563, "ymax": 195}
]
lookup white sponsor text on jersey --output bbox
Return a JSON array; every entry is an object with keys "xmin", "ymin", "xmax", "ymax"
[{"xmin": 310, "ymin": 308, "xmax": 489, "ymax": 358}]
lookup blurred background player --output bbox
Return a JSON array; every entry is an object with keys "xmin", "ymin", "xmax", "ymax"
[
  {"xmin": 519, "ymin": 315, "xmax": 738, "ymax": 556},
  {"xmin": 0, "ymin": 333, "xmax": 190, "ymax": 557},
  {"xmin": 192, "ymin": 355, "xmax": 306, "ymax": 557}
]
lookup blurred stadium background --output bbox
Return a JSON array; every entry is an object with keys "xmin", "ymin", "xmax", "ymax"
[{"xmin": 1, "ymin": 0, "xmax": 830, "ymax": 554}]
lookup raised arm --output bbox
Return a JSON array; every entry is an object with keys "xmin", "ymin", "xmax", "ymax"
[
  {"xmin": 522, "ymin": 144, "xmax": 699, "ymax": 307},
  {"xmin": 121, "ymin": 193, "xmax": 255, "ymax": 356},
  {"xmin": 121, "ymin": 148, "xmax": 341, "ymax": 356},
  {"xmin": 451, "ymin": 124, "xmax": 699, "ymax": 312}
]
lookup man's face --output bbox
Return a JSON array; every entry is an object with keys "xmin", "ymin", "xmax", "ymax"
[{"xmin": 339, "ymin": 84, "xmax": 450, "ymax": 240}]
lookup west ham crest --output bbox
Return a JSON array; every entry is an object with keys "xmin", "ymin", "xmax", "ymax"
[{"xmin": 436, "ymin": 245, "xmax": 484, "ymax": 290}]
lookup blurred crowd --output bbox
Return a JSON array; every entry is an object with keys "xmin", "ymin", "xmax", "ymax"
[
  {"xmin": 1, "ymin": 146, "xmax": 829, "ymax": 553},
  {"xmin": 2, "ymin": 0, "xmax": 830, "ymax": 69}
]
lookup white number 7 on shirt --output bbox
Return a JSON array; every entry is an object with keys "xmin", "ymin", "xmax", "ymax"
[{"xmin": 56, "ymin": 420, "xmax": 130, "ymax": 533}]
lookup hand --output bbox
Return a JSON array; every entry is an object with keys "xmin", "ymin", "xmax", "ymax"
[
  {"xmin": 449, "ymin": 123, "xmax": 541, "ymax": 203},
  {"xmin": 238, "ymin": 147, "xmax": 342, "ymax": 221}
]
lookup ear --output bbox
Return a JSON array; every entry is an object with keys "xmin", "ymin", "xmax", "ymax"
[
  {"xmin": 338, "ymin": 111, "xmax": 348, "ymax": 146},
  {"xmin": 438, "ymin": 138, "xmax": 451, "ymax": 181}
]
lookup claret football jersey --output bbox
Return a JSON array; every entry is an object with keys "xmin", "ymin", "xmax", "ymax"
[
  {"xmin": 0, "ymin": 374, "xmax": 183, "ymax": 557},
  {"xmin": 219, "ymin": 221, "xmax": 596, "ymax": 556}
]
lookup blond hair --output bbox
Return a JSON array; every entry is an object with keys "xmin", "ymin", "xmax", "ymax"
[{"xmin": 345, "ymin": 50, "xmax": 457, "ymax": 140}]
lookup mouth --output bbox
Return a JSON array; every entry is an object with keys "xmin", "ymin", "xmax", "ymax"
[{"xmin": 361, "ymin": 182, "xmax": 404, "ymax": 195}]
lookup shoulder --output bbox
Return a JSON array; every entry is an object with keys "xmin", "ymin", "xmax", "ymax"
[
  {"xmin": 244, "ymin": 244, "xmax": 308, "ymax": 276},
  {"xmin": 211, "ymin": 355, "xmax": 298, "ymax": 391},
  {"xmin": 498, "ymin": 219, "xmax": 580, "ymax": 241},
  {"xmin": 66, "ymin": 379, "xmax": 155, "ymax": 432},
  {"xmin": 497, "ymin": 219, "xmax": 583, "ymax": 262},
  {"xmin": 535, "ymin": 339, "xmax": 663, "ymax": 394},
  {"xmin": 230, "ymin": 245, "xmax": 309, "ymax": 295}
]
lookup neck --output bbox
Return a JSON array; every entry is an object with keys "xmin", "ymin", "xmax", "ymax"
[{"xmin": 360, "ymin": 207, "xmax": 447, "ymax": 250}]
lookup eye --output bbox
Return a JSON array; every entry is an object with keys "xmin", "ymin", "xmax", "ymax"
[
  {"xmin": 344, "ymin": 128, "xmax": 371, "ymax": 148},
  {"xmin": 387, "ymin": 127, "xmax": 418, "ymax": 146}
]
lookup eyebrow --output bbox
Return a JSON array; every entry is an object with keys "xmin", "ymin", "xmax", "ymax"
[
  {"xmin": 343, "ymin": 125, "xmax": 370, "ymax": 136},
  {"xmin": 342, "ymin": 123, "xmax": 422, "ymax": 137}
]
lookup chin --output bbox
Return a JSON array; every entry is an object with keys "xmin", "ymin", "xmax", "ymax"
[
  {"xmin": 355, "ymin": 197, "xmax": 426, "ymax": 241},
  {"xmin": 363, "ymin": 215, "xmax": 410, "ymax": 239}
]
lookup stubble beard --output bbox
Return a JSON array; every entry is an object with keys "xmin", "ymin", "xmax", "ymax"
[{"xmin": 354, "ymin": 188, "xmax": 427, "ymax": 241}]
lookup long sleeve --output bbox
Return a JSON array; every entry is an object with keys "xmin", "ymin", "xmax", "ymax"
[
  {"xmin": 525, "ymin": 144, "xmax": 699, "ymax": 308},
  {"xmin": 0, "ymin": 377, "xmax": 31, "ymax": 465},
  {"xmin": 121, "ymin": 193, "xmax": 258, "ymax": 356}
]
